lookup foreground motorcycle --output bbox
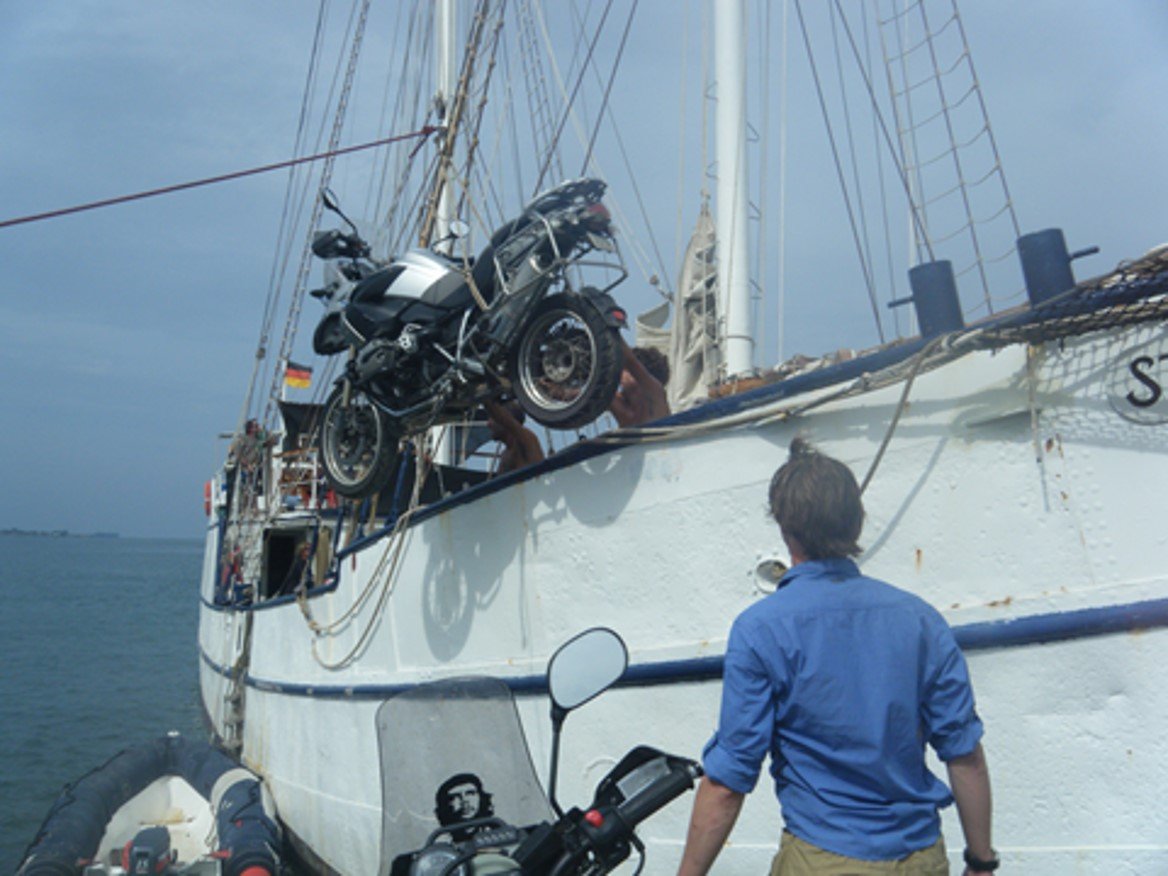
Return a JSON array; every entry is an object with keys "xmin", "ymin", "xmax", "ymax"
[
  {"xmin": 379, "ymin": 628, "xmax": 702, "ymax": 875},
  {"xmin": 310, "ymin": 179, "xmax": 628, "ymax": 498}
]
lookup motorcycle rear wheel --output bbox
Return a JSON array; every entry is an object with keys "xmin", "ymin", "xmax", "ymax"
[
  {"xmin": 320, "ymin": 384, "xmax": 400, "ymax": 499},
  {"xmin": 508, "ymin": 293, "xmax": 622, "ymax": 429}
]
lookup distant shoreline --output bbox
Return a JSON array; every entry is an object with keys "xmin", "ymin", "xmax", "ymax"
[{"xmin": 0, "ymin": 528, "xmax": 119, "ymax": 539}]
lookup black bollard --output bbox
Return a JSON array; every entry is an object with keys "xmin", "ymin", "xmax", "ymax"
[
  {"xmin": 1018, "ymin": 228, "xmax": 1075, "ymax": 306},
  {"xmin": 890, "ymin": 260, "xmax": 965, "ymax": 339}
]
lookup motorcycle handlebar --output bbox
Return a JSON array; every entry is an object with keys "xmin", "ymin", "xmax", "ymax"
[
  {"xmin": 311, "ymin": 228, "xmax": 371, "ymax": 261},
  {"xmin": 399, "ymin": 757, "xmax": 700, "ymax": 876},
  {"xmin": 613, "ymin": 760, "xmax": 702, "ymax": 828}
]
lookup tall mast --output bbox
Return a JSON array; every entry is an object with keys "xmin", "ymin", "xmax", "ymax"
[
  {"xmin": 434, "ymin": 0, "xmax": 457, "ymax": 245},
  {"xmin": 714, "ymin": 0, "xmax": 754, "ymax": 377},
  {"xmin": 430, "ymin": 0, "xmax": 458, "ymax": 466}
]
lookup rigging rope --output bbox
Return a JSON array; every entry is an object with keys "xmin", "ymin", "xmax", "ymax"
[
  {"xmin": 0, "ymin": 127, "xmax": 438, "ymax": 231},
  {"xmin": 455, "ymin": 3, "xmax": 509, "ymax": 225},
  {"xmin": 366, "ymin": 0, "xmax": 420, "ymax": 223},
  {"xmin": 866, "ymin": 0, "xmax": 1021, "ymax": 316},
  {"xmin": 263, "ymin": 0, "xmax": 374, "ymax": 432},
  {"xmin": 793, "ymin": 0, "xmax": 887, "ymax": 344},
  {"xmin": 252, "ymin": 0, "xmax": 365, "ymax": 431},
  {"xmin": 577, "ymin": 0, "xmax": 637, "ymax": 176},
  {"xmin": 753, "ymin": 0, "xmax": 772, "ymax": 362},
  {"xmin": 518, "ymin": 0, "xmax": 564, "ymax": 191},
  {"xmin": 300, "ymin": 444, "xmax": 434, "ymax": 670},
  {"xmin": 419, "ymin": 0, "xmax": 493, "ymax": 247},
  {"xmin": 829, "ymin": 3, "xmax": 880, "ymax": 337},
  {"xmin": 914, "ymin": 0, "xmax": 992, "ymax": 314},
  {"xmin": 531, "ymin": 0, "xmax": 614, "ymax": 194},
  {"xmin": 569, "ymin": 0, "xmax": 673, "ymax": 299},
  {"xmin": 525, "ymin": 0, "xmax": 660, "ymax": 288}
]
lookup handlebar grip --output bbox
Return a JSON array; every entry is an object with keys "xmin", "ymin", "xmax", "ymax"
[{"xmin": 615, "ymin": 762, "xmax": 701, "ymax": 827}]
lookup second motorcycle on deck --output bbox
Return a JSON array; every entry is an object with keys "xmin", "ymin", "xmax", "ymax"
[{"xmin": 309, "ymin": 178, "xmax": 629, "ymax": 498}]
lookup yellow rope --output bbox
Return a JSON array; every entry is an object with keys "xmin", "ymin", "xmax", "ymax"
[{"xmin": 298, "ymin": 442, "xmax": 435, "ymax": 669}]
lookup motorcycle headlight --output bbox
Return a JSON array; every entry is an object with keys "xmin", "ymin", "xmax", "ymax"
[{"xmin": 410, "ymin": 844, "xmax": 465, "ymax": 876}]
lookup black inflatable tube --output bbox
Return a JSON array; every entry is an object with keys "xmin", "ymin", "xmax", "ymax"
[{"xmin": 17, "ymin": 734, "xmax": 280, "ymax": 876}]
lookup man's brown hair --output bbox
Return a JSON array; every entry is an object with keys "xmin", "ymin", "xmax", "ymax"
[
  {"xmin": 632, "ymin": 346, "xmax": 670, "ymax": 385},
  {"xmin": 768, "ymin": 437, "xmax": 863, "ymax": 560}
]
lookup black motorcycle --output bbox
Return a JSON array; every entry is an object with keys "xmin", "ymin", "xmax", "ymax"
[
  {"xmin": 309, "ymin": 179, "xmax": 628, "ymax": 498},
  {"xmin": 379, "ymin": 628, "xmax": 702, "ymax": 876}
]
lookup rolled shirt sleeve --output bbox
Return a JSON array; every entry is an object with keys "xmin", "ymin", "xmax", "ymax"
[
  {"xmin": 702, "ymin": 617, "xmax": 777, "ymax": 793},
  {"xmin": 921, "ymin": 619, "xmax": 984, "ymax": 761}
]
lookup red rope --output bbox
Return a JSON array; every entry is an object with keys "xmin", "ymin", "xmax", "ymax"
[{"xmin": 0, "ymin": 126, "xmax": 440, "ymax": 230}]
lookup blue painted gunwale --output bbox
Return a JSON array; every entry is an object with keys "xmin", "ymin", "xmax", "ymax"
[{"xmin": 199, "ymin": 596, "xmax": 1168, "ymax": 699}]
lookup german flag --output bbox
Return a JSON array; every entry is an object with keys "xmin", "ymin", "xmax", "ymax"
[{"xmin": 284, "ymin": 360, "xmax": 312, "ymax": 389}]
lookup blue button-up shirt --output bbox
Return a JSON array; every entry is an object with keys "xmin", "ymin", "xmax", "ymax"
[{"xmin": 703, "ymin": 558, "xmax": 983, "ymax": 860}]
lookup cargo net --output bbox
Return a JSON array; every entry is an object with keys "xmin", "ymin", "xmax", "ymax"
[{"xmin": 973, "ymin": 245, "xmax": 1168, "ymax": 350}]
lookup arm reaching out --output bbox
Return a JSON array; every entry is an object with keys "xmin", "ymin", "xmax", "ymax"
[
  {"xmin": 610, "ymin": 340, "xmax": 671, "ymax": 426},
  {"xmin": 485, "ymin": 400, "xmax": 545, "ymax": 472}
]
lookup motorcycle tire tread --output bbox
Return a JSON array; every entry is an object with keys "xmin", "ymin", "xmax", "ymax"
[{"xmin": 508, "ymin": 292, "xmax": 623, "ymax": 431}]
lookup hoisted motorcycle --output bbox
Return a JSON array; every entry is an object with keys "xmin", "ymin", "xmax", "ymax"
[{"xmin": 309, "ymin": 178, "xmax": 629, "ymax": 498}]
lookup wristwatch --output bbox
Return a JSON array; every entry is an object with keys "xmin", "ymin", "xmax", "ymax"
[{"xmin": 963, "ymin": 848, "xmax": 1000, "ymax": 872}]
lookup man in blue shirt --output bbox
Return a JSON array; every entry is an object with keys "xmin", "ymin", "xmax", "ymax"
[{"xmin": 678, "ymin": 439, "xmax": 996, "ymax": 874}]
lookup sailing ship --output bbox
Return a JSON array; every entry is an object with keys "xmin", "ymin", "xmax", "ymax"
[{"xmin": 198, "ymin": 2, "xmax": 1168, "ymax": 872}]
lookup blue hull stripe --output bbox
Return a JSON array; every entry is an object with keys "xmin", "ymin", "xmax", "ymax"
[{"xmin": 200, "ymin": 596, "xmax": 1168, "ymax": 700}]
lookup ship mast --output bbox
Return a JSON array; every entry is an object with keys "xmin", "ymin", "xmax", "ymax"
[
  {"xmin": 433, "ymin": 0, "xmax": 457, "ymax": 247},
  {"xmin": 419, "ymin": 0, "xmax": 472, "ymax": 249},
  {"xmin": 714, "ymin": 0, "xmax": 754, "ymax": 377},
  {"xmin": 427, "ymin": 0, "xmax": 460, "ymax": 465}
]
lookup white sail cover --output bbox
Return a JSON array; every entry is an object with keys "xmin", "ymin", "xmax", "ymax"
[{"xmin": 636, "ymin": 204, "xmax": 719, "ymax": 411}]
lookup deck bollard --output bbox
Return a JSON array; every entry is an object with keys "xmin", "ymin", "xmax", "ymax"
[
  {"xmin": 889, "ymin": 260, "xmax": 965, "ymax": 339},
  {"xmin": 1018, "ymin": 228, "xmax": 1099, "ymax": 307}
]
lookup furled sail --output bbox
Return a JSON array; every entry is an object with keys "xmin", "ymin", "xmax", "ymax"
[{"xmin": 637, "ymin": 203, "xmax": 720, "ymax": 411}]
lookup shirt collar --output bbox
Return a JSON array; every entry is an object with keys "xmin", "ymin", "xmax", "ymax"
[{"xmin": 777, "ymin": 556, "xmax": 860, "ymax": 588}]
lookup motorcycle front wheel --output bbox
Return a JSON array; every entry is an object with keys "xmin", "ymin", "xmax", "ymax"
[
  {"xmin": 319, "ymin": 383, "xmax": 400, "ymax": 499},
  {"xmin": 508, "ymin": 293, "xmax": 622, "ymax": 429}
]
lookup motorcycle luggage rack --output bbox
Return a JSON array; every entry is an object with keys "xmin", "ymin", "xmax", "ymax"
[{"xmin": 490, "ymin": 209, "xmax": 628, "ymax": 302}]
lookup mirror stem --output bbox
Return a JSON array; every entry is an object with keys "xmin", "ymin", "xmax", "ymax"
[{"xmin": 547, "ymin": 704, "xmax": 567, "ymax": 817}]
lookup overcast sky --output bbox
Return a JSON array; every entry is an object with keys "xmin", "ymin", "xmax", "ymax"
[{"xmin": 1, "ymin": 1, "xmax": 1166, "ymax": 539}]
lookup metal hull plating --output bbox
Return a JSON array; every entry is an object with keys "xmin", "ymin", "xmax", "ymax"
[{"xmin": 200, "ymin": 311, "xmax": 1168, "ymax": 873}]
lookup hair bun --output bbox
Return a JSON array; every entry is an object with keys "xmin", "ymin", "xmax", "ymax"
[{"xmin": 789, "ymin": 437, "xmax": 816, "ymax": 459}]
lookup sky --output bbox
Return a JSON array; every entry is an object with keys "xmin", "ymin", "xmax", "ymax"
[{"xmin": 1, "ymin": 1, "xmax": 1166, "ymax": 539}]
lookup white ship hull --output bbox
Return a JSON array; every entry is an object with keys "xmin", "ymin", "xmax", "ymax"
[{"xmin": 200, "ymin": 290, "xmax": 1168, "ymax": 872}]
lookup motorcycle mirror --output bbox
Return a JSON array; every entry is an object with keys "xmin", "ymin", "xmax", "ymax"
[
  {"xmin": 545, "ymin": 627, "xmax": 627, "ymax": 816},
  {"xmin": 547, "ymin": 627, "xmax": 627, "ymax": 712},
  {"xmin": 320, "ymin": 187, "xmax": 359, "ymax": 236},
  {"xmin": 448, "ymin": 219, "xmax": 470, "ymax": 239}
]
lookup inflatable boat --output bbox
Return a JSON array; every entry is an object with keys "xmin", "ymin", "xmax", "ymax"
[{"xmin": 17, "ymin": 733, "xmax": 281, "ymax": 876}]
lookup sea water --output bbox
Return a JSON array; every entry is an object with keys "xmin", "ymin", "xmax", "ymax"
[{"xmin": 0, "ymin": 534, "xmax": 204, "ymax": 872}]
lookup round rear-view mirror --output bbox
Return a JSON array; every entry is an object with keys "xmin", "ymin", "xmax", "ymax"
[{"xmin": 547, "ymin": 627, "xmax": 627, "ymax": 712}]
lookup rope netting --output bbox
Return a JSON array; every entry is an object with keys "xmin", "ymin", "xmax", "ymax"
[{"xmin": 976, "ymin": 248, "xmax": 1168, "ymax": 349}]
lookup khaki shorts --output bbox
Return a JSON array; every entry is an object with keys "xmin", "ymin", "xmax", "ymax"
[{"xmin": 770, "ymin": 831, "xmax": 949, "ymax": 875}]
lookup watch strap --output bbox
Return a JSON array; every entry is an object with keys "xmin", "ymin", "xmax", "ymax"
[{"xmin": 963, "ymin": 848, "xmax": 1000, "ymax": 872}]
